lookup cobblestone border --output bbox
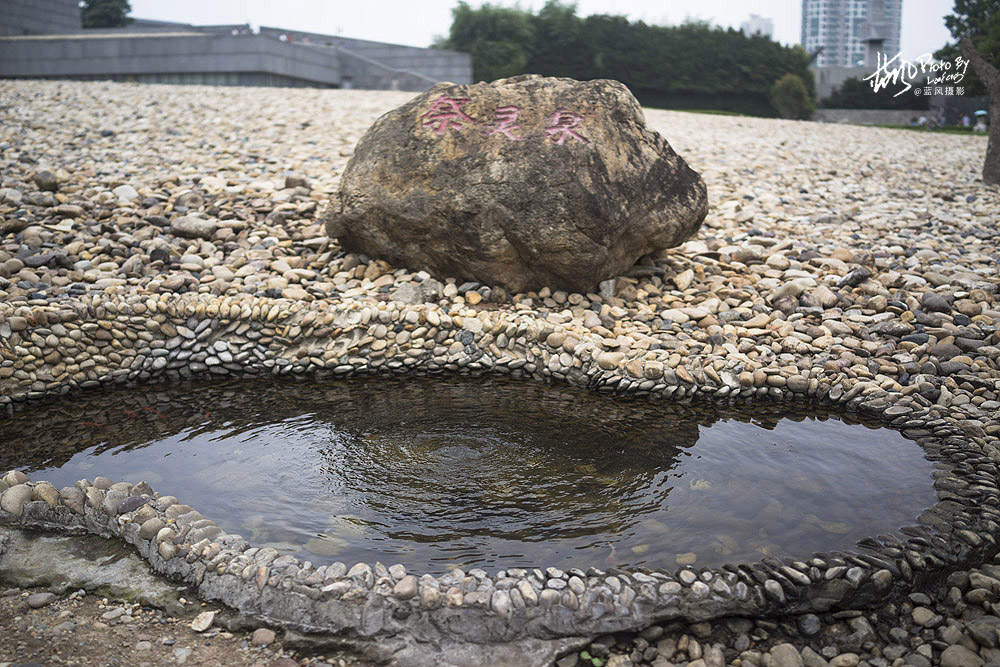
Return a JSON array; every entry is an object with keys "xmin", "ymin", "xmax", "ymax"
[{"xmin": 2, "ymin": 293, "xmax": 999, "ymax": 652}]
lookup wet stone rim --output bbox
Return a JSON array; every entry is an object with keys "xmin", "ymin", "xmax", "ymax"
[{"xmin": 1, "ymin": 293, "xmax": 999, "ymax": 648}]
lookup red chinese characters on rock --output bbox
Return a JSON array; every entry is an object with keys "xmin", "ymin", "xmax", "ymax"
[
  {"xmin": 483, "ymin": 105, "xmax": 524, "ymax": 141},
  {"xmin": 421, "ymin": 95, "xmax": 475, "ymax": 135},
  {"xmin": 420, "ymin": 95, "xmax": 588, "ymax": 144},
  {"xmin": 545, "ymin": 110, "xmax": 590, "ymax": 145}
]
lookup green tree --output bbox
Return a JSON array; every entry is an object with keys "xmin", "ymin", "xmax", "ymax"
[
  {"xmin": 438, "ymin": 2, "xmax": 534, "ymax": 82},
  {"xmin": 934, "ymin": 0, "xmax": 998, "ymax": 96},
  {"xmin": 935, "ymin": 0, "xmax": 999, "ymax": 183},
  {"xmin": 526, "ymin": 1, "xmax": 584, "ymax": 78},
  {"xmin": 439, "ymin": 2, "xmax": 816, "ymax": 117},
  {"xmin": 770, "ymin": 73, "xmax": 815, "ymax": 119},
  {"xmin": 80, "ymin": 0, "xmax": 132, "ymax": 28}
]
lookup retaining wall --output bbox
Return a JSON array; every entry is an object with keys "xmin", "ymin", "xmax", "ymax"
[
  {"xmin": 0, "ymin": 33, "xmax": 343, "ymax": 87},
  {"xmin": 258, "ymin": 27, "xmax": 472, "ymax": 87}
]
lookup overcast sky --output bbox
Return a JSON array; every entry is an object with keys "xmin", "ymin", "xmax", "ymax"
[{"xmin": 128, "ymin": 0, "xmax": 956, "ymax": 62}]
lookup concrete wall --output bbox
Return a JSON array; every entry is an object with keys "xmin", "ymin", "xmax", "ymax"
[
  {"xmin": 326, "ymin": 35, "xmax": 472, "ymax": 84},
  {"xmin": 0, "ymin": 12, "xmax": 469, "ymax": 91},
  {"xmin": 813, "ymin": 108, "xmax": 925, "ymax": 125},
  {"xmin": 259, "ymin": 27, "xmax": 472, "ymax": 88},
  {"xmin": 0, "ymin": 33, "xmax": 341, "ymax": 87},
  {"xmin": 41, "ymin": 71, "xmax": 328, "ymax": 87},
  {"xmin": 0, "ymin": 0, "xmax": 80, "ymax": 36},
  {"xmin": 335, "ymin": 49, "xmax": 437, "ymax": 91},
  {"xmin": 91, "ymin": 20, "xmax": 253, "ymax": 35}
]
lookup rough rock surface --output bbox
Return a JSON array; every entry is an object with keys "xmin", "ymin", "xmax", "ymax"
[
  {"xmin": 0, "ymin": 527, "xmax": 183, "ymax": 610},
  {"xmin": 327, "ymin": 74, "xmax": 707, "ymax": 293}
]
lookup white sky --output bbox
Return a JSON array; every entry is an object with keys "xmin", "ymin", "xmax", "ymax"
[{"xmin": 128, "ymin": 0, "xmax": 957, "ymax": 62}]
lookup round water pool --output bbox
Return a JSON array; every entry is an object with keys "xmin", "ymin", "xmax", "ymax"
[{"xmin": 1, "ymin": 376, "xmax": 938, "ymax": 574}]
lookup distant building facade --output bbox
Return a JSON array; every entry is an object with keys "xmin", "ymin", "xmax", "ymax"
[
  {"xmin": 740, "ymin": 14, "xmax": 774, "ymax": 39},
  {"xmin": 801, "ymin": 0, "xmax": 901, "ymax": 68},
  {"xmin": 0, "ymin": 0, "xmax": 471, "ymax": 90},
  {"xmin": 0, "ymin": 0, "xmax": 81, "ymax": 36}
]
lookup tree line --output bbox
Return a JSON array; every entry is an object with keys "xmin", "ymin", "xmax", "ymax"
[
  {"xmin": 436, "ymin": 1, "xmax": 816, "ymax": 118},
  {"xmin": 820, "ymin": 77, "xmax": 930, "ymax": 110}
]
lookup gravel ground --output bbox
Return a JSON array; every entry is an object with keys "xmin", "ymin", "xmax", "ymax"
[
  {"xmin": 1, "ymin": 79, "xmax": 999, "ymax": 666},
  {"xmin": 0, "ymin": 585, "xmax": 310, "ymax": 667}
]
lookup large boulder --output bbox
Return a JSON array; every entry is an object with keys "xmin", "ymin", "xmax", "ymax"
[{"xmin": 327, "ymin": 74, "xmax": 707, "ymax": 293}]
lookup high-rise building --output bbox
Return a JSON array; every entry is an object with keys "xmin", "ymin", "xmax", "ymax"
[
  {"xmin": 741, "ymin": 14, "xmax": 774, "ymax": 39},
  {"xmin": 801, "ymin": 0, "xmax": 902, "ymax": 68}
]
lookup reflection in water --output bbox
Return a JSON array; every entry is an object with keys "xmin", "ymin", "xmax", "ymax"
[{"xmin": 1, "ymin": 376, "xmax": 937, "ymax": 573}]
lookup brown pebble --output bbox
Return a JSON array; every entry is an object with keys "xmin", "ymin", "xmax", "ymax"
[{"xmin": 251, "ymin": 628, "xmax": 276, "ymax": 646}]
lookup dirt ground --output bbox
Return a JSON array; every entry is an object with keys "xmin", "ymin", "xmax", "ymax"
[{"xmin": 0, "ymin": 586, "xmax": 365, "ymax": 667}]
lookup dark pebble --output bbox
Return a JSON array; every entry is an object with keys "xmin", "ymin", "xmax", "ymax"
[
  {"xmin": 955, "ymin": 337, "xmax": 984, "ymax": 352},
  {"xmin": 967, "ymin": 618, "xmax": 1000, "ymax": 648},
  {"xmin": 929, "ymin": 343, "xmax": 963, "ymax": 360},
  {"xmin": 937, "ymin": 361, "xmax": 972, "ymax": 375},
  {"xmin": 915, "ymin": 311, "xmax": 942, "ymax": 326},
  {"xmin": 947, "ymin": 572, "xmax": 971, "ymax": 591},
  {"xmin": 837, "ymin": 266, "xmax": 873, "ymax": 288},
  {"xmin": 32, "ymin": 170, "xmax": 58, "ymax": 191},
  {"xmin": 798, "ymin": 613, "xmax": 822, "ymax": 636},
  {"xmin": 870, "ymin": 321, "xmax": 913, "ymax": 337},
  {"xmin": 117, "ymin": 495, "xmax": 149, "ymax": 515},
  {"xmin": 919, "ymin": 386, "xmax": 940, "ymax": 401},
  {"xmin": 23, "ymin": 253, "xmax": 58, "ymax": 268},
  {"xmin": 149, "ymin": 247, "xmax": 170, "ymax": 263},
  {"xmin": 921, "ymin": 292, "xmax": 952, "ymax": 313}
]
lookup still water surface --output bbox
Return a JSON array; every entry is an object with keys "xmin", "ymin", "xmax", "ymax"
[{"xmin": 1, "ymin": 376, "xmax": 937, "ymax": 573}]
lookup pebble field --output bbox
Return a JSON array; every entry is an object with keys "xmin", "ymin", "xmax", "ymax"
[{"xmin": 1, "ymin": 79, "xmax": 1000, "ymax": 667}]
